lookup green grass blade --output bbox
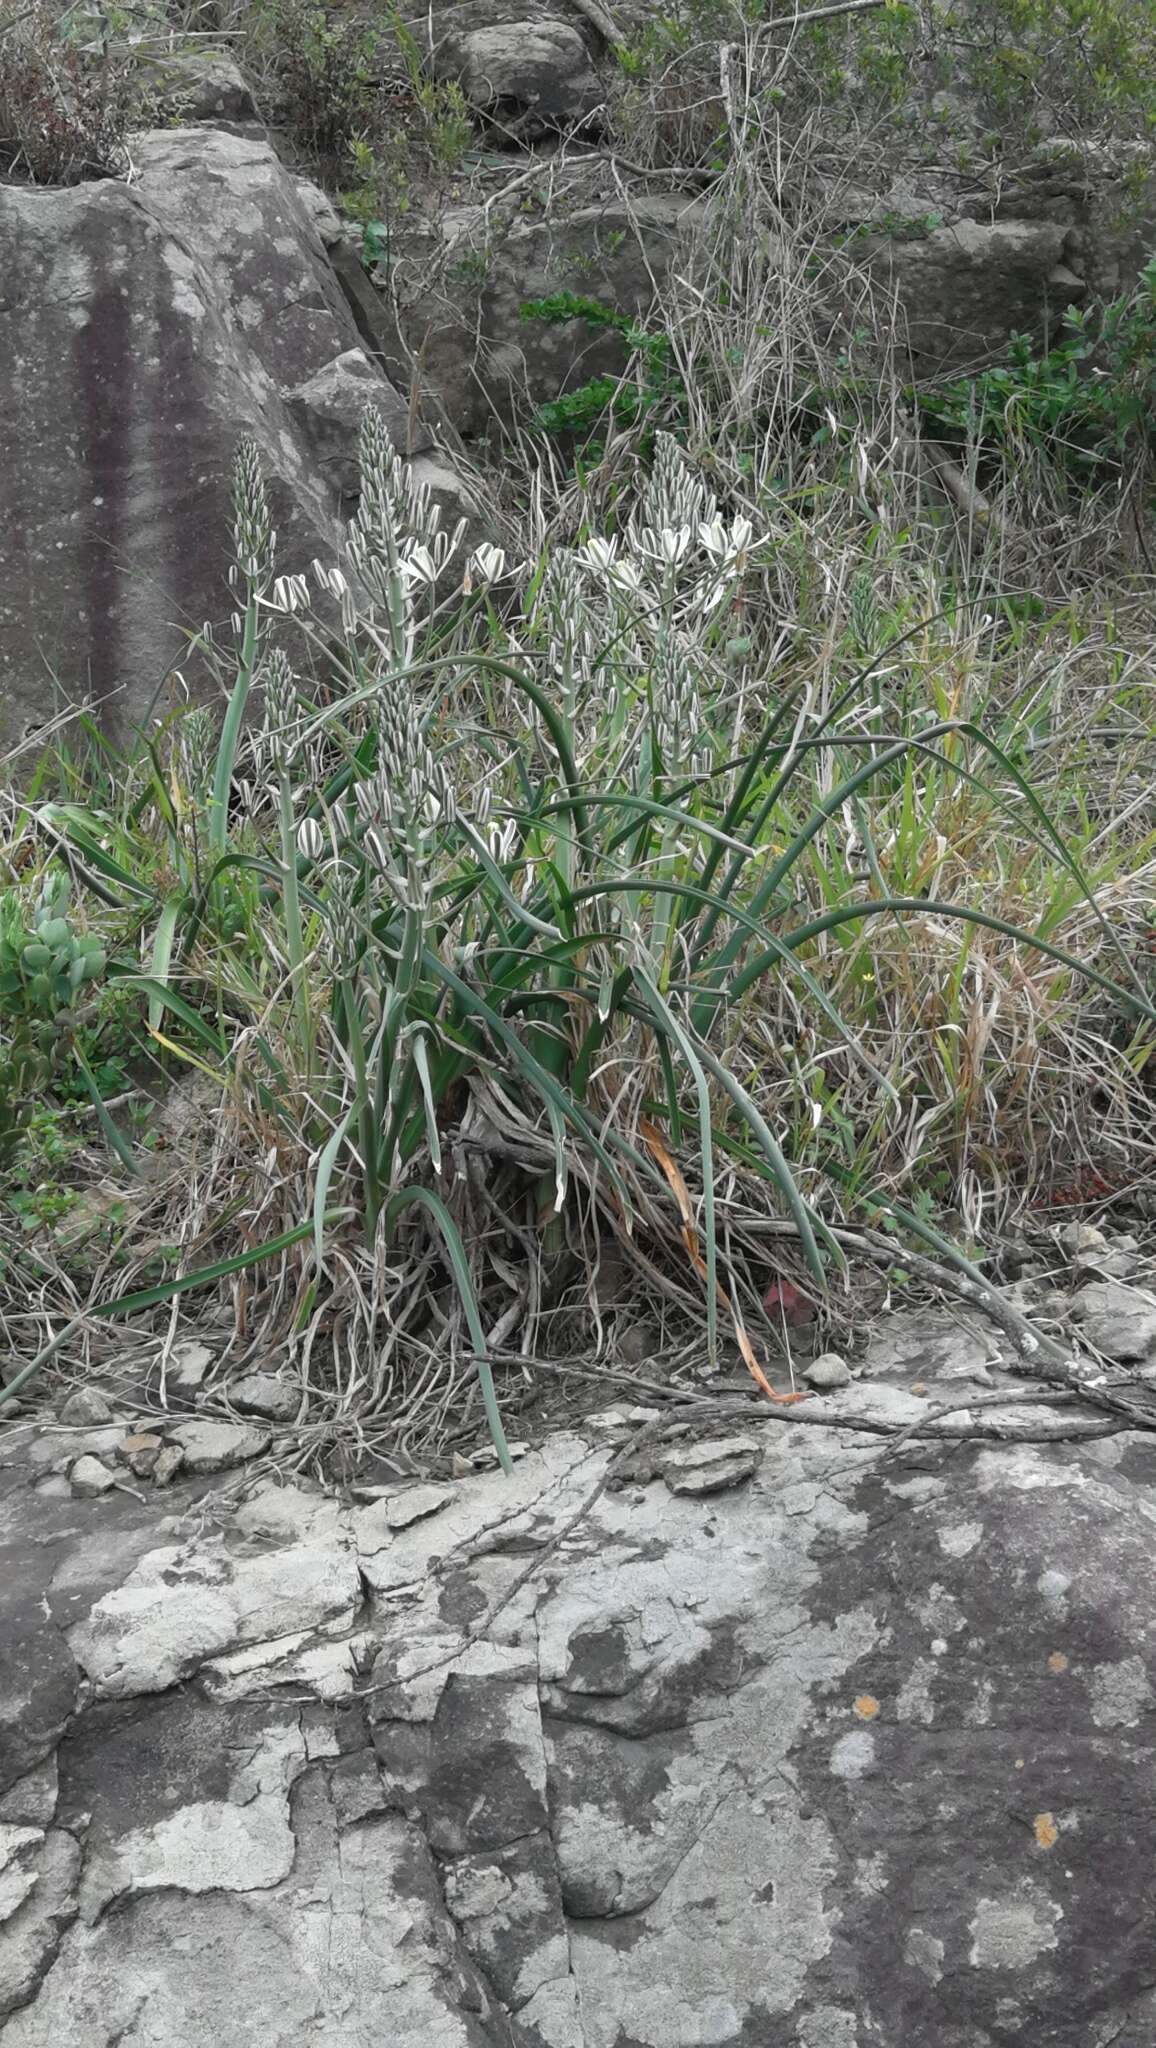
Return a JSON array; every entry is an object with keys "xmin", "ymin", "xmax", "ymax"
[
  {"xmin": 690, "ymin": 1037, "xmax": 835, "ymax": 1280},
  {"xmin": 147, "ymin": 892, "xmax": 186, "ymax": 1036},
  {"xmin": 208, "ymin": 599, "xmax": 259, "ymax": 857},
  {"xmin": 314, "ymin": 1105, "xmax": 357, "ymax": 1266},
  {"xmin": 115, "ymin": 974, "xmax": 229, "ymax": 1056},
  {"xmin": 386, "ymin": 1185, "xmax": 512, "ymax": 1473},
  {"xmin": 633, "ymin": 970, "xmax": 718, "ymax": 1364},
  {"xmin": 411, "ymin": 1031, "xmax": 443, "ymax": 1177},
  {"xmin": 73, "ymin": 1043, "xmax": 141, "ymax": 1179}
]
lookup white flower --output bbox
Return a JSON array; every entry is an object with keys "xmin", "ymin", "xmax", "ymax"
[
  {"xmin": 698, "ymin": 514, "xmax": 760, "ymax": 569},
  {"xmin": 399, "ymin": 525, "xmax": 467, "ymax": 589},
  {"xmin": 608, "ymin": 556, "xmax": 647, "ymax": 595},
  {"xmin": 269, "ymin": 573, "xmax": 310, "ymax": 614},
  {"xmin": 296, "ymin": 817, "xmax": 325, "ymax": 860},
  {"xmin": 400, "ymin": 541, "xmax": 440, "ymax": 588},
  {"xmin": 363, "ymin": 826, "xmax": 392, "ymax": 872},
  {"xmin": 577, "ymin": 535, "xmax": 618, "ymax": 574},
  {"xmin": 466, "ymin": 543, "xmax": 508, "ymax": 589},
  {"xmin": 313, "ymin": 562, "xmax": 349, "ymax": 600},
  {"xmin": 653, "ymin": 524, "xmax": 694, "ymax": 568},
  {"xmin": 487, "ymin": 818, "xmax": 518, "ymax": 864}
]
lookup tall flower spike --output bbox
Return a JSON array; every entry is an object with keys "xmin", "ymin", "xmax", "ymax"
[
  {"xmin": 323, "ymin": 865, "xmax": 361, "ymax": 976},
  {"xmin": 355, "ymin": 405, "xmax": 440, "ymax": 556},
  {"xmin": 636, "ymin": 433, "xmax": 718, "ymax": 546},
  {"xmin": 231, "ymin": 436, "xmax": 275, "ymax": 590},
  {"xmin": 261, "ymin": 647, "xmax": 298, "ymax": 773},
  {"xmin": 356, "ymin": 671, "xmax": 455, "ymax": 860},
  {"xmin": 179, "ymin": 706, "xmax": 216, "ymax": 808},
  {"xmin": 653, "ymin": 635, "xmax": 702, "ymax": 774},
  {"xmin": 536, "ymin": 547, "xmax": 595, "ymax": 690},
  {"xmin": 850, "ymin": 568, "xmax": 879, "ymax": 656}
]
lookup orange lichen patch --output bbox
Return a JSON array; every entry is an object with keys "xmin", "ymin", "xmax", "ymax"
[
  {"xmin": 1034, "ymin": 1812, "xmax": 1058, "ymax": 1850},
  {"xmin": 854, "ymin": 1695, "xmax": 880, "ymax": 1721},
  {"xmin": 1047, "ymin": 1652, "xmax": 1069, "ymax": 1674}
]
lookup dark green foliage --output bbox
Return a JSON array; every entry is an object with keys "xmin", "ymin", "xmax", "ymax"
[
  {"xmin": 519, "ymin": 294, "xmax": 684, "ymax": 455},
  {"xmin": 918, "ymin": 261, "xmax": 1156, "ymax": 491},
  {"xmin": 261, "ymin": 0, "xmax": 381, "ymax": 170},
  {"xmin": 0, "ymin": 877, "xmax": 107, "ymax": 1165}
]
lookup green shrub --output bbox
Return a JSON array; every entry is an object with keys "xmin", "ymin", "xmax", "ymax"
[
  {"xmin": 0, "ymin": 1, "xmax": 141, "ymax": 183},
  {"xmin": 519, "ymin": 293, "xmax": 685, "ymax": 456},
  {"xmin": 918, "ymin": 261, "xmax": 1156, "ymax": 491},
  {"xmin": 0, "ymin": 875, "xmax": 108, "ymax": 1165}
]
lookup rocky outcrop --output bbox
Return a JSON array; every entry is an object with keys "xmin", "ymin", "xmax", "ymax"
[
  {"xmin": 815, "ymin": 141, "xmax": 1156, "ymax": 368},
  {"xmin": 0, "ymin": 128, "xmax": 437, "ymax": 746},
  {"xmin": 4, "ymin": 1334, "xmax": 1156, "ymax": 2044},
  {"xmin": 433, "ymin": 19, "xmax": 601, "ymax": 132},
  {"xmin": 368, "ymin": 189, "xmax": 708, "ymax": 437},
  {"xmin": 3, "ymin": 11, "xmax": 1156, "ymax": 747}
]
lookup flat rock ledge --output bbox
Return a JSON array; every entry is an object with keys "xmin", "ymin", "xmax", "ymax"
[{"xmin": 3, "ymin": 1358, "xmax": 1156, "ymax": 2045}]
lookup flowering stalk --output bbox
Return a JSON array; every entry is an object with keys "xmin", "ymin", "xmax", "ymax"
[
  {"xmin": 263, "ymin": 647, "xmax": 312, "ymax": 1070},
  {"xmin": 210, "ymin": 437, "xmax": 274, "ymax": 856}
]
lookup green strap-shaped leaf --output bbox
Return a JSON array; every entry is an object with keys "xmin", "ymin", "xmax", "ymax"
[{"xmin": 385, "ymin": 1184, "xmax": 512, "ymax": 1473}]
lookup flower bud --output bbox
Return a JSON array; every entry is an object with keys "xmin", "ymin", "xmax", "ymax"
[{"xmin": 296, "ymin": 817, "xmax": 325, "ymax": 861}]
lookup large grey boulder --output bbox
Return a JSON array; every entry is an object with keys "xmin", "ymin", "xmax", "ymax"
[
  {"xmin": 5, "ymin": 1335, "xmax": 1156, "ymax": 2043},
  {"xmin": 0, "ymin": 130, "xmax": 426, "ymax": 746},
  {"xmin": 385, "ymin": 191, "xmax": 708, "ymax": 436},
  {"xmin": 436, "ymin": 21, "xmax": 601, "ymax": 128},
  {"xmin": 138, "ymin": 48, "xmax": 260, "ymax": 127},
  {"xmin": 831, "ymin": 139, "xmax": 1156, "ymax": 368},
  {"xmin": 876, "ymin": 216, "xmax": 1071, "ymax": 366}
]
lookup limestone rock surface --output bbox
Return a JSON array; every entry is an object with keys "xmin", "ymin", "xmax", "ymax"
[
  {"xmin": 3, "ymin": 1347, "xmax": 1156, "ymax": 2044},
  {"xmin": 0, "ymin": 129, "xmax": 419, "ymax": 744}
]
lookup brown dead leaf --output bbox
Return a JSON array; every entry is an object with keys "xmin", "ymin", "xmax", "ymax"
[{"xmin": 640, "ymin": 1119, "xmax": 807, "ymax": 1406}]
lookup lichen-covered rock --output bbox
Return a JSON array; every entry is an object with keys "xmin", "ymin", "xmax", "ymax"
[
  {"xmin": 287, "ymin": 346, "xmax": 426, "ymax": 500},
  {"xmin": 139, "ymin": 48, "xmax": 259, "ymax": 126},
  {"xmin": 1071, "ymin": 1279, "xmax": 1156, "ymax": 1363},
  {"xmin": 67, "ymin": 1534, "xmax": 361, "ymax": 1697},
  {"xmin": 57, "ymin": 1390, "xmax": 114, "ymax": 1429},
  {"xmin": 877, "ymin": 217, "xmax": 1070, "ymax": 364},
  {"xmin": 167, "ymin": 1419, "xmax": 270, "ymax": 1472},
  {"xmin": 388, "ymin": 192, "xmax": 710, "ymax": 436},
  {"xmin": 224, "ymin": 1373, "xmax": 301, "ymax": 1425},
  {"xmin": 436, "ymin": 21, "xmax": 600, "ymax": 127},
  {"xmin": 0, "ymin": 129, "xmax": 423, "ymax": 745},
  {"xmin": 658, "ymin": 1433, "xmax": 762, "ymax": 1493},
  {"xmin": 7, "ymin": 1354, "xmax": 1156, "ymax": 2042},
  {"xmin": 67, "ymin": 1457, "xmax": 117, "ymax": 1499}
]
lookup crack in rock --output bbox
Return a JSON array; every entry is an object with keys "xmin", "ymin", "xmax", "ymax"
[{"xmin": 7, "ymin": 1413, "xmax": 1156, "ymax": 2046}]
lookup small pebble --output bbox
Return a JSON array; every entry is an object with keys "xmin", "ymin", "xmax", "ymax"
[
  {"xmin": 152, "ymin": 1444, "xmax": 186, "ymax": 1487},
  {"xmin": 167, "ymin": 1340, "xmax": 213, "ymax": 1395},
  {"xmin": 382, "ymin": 1483, "xmax": 453, "ymax": 1530},
  {"xmin": 121, "ymin": 1432, "xmax": 164, "ymax": 1478},
  {"xmin": 70, "ymin": 1455, "xmax": 118, "ymax": 1497},
  {"xmin": 661, "ymin": 1436, "xmax": 761, "ymax": 1495},
  {"xmin": 1060, "ymin": 1222, "xmax": 1107, "ymax": 1256},
  {"xmin": 59, "ymin": 1388, "xmax": 114, "ymax": 1428},
  {"xmin": 804, "ymin": 1352, "xmax": 852, "ymax": 1391},
  {"xmin": 227, "ymin": 1372, "xmax": 299, "ymax": 1424},
  {"xmin": 168, "ymin": 1419, "xmax": 270, "ymax": 1473}
]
